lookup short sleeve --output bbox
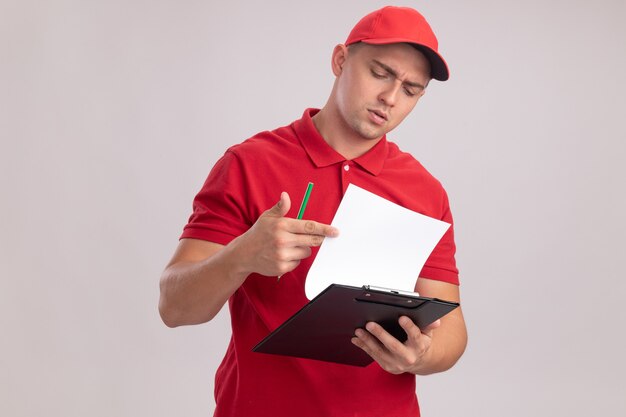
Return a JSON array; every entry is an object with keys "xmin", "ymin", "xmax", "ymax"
[
  {"xmin": 419, "ymin": 190, "xmax": 460, "ymax": 285},
  {"xmin": 180, "ymin": 150, "xmax": 252, "ymax": 245}
]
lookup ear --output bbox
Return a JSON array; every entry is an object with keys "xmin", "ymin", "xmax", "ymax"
[{"xmin": 331, "ymin": 44, "xmax": 349, "ymax": 76}]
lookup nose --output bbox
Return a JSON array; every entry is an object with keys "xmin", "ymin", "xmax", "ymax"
[{"xmin": 378, "ymin": 81, "xmax": 402, "ymax": 107}]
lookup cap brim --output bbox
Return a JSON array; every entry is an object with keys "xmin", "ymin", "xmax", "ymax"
[{"xmin": 360, "ymin": 38, "xmax": 449, "ymax": 81}]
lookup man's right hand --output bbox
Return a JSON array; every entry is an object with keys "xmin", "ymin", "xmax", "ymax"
[
  {"xmin": 159, "ymin": 192, "xmax": 339, "ymax": 326},
  {"xmin": 235, "ymin": 191, "xmax": 339, "ymax": 278}
]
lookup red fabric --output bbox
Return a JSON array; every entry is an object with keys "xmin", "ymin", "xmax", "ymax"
[{"xmin": 181, "ymin": 108, "xmax": 459, "ymax": 417}]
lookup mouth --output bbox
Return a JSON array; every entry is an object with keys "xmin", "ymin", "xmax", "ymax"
[{"xmin": 368, "ymin": 109, "xmax": 388, "ymax": 125}]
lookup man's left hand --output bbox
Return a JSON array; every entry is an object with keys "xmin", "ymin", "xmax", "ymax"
[{"xmin": 351, "ymin": 317, "xmax": 441, "ymax": 374}]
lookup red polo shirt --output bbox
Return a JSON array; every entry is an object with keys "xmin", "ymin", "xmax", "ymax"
[{"xmin": 181, "ymin": 108, "xmax": 459, "ymax": 417}]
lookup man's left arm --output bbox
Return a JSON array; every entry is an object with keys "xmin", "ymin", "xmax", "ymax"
[{"xmin": 351, "ymin": 278, "xmax": 467, "ymax": 375}]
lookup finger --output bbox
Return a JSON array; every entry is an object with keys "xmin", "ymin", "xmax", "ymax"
[
  {"xmin": 423, "ymin": 319, "xmax": 441, "ymax": 332},
  {"xmin": 274, "ymin": 246, "xmax": 311, "ymax": 278},
  {"xmin": 352, "ymin": 328, "xmax": 406, "ymax": 374},
  {"xmin": 352, "ymin": 328, "xmax": 390, "ymax": 361},
  {"xmin": 287, "ymin": 219, "xmax": 340, "ymax": 238},
  {"xmin": 364, "ymin": 321, "xmax": 405, "ymax": 354},
  {"xmin": 398, "ymin": 316, "xmax": 422, "ymax": 341},
  {"xmin": 289, "ymin": 232, "xmax": 326, "ymax": 248},
  {"xmin": 264, "ymin": 192, "xmax": 291, "ymax": 218},
  {"xmin": 279, "ymin": 246, "xmax": 312, "ymax": 263},
  {"xmin": 275, "ymin": 259, "xmax": 302, "ymax": 276},
  {"xmin": 421, "ymin": 319, "xmax": 441, "ymax": 337}
]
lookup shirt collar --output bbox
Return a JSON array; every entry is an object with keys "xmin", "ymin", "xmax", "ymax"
[{"xmin": 294, "ymin": 108, "xmax": 388, "ymax": 176}]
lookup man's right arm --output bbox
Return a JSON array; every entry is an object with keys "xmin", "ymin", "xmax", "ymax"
[
  {"xmin": 158, "ymin": 192, "xmax": 339, "ymax": 327},
  {"xmin": 158, "ymin": 238, "xmax": 247, "ymax": 327}
]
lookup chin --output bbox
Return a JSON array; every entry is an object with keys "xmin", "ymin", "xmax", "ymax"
[
  {"xmin": 346, "ymin": 116, "xmax": 387, "ymax": 140},
  {"xmin": 360, "ymin": 126, "xmax": 388, "ymax": 140},
  {"xmin": 353, "ymin": 124, "xmax": 383, "ymax": 140},
  {"xmin": 361, "ymin": 133, "xmax": 384, "ymax": 140}
]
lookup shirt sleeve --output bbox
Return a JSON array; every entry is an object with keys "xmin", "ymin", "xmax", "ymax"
[
  {"xmin": 180, "ymin": 150, "xmax": 252, "ymax": 245},
  {"xmin": 419, "ymin": 190, "xmax": 460, "ymax": 285}
]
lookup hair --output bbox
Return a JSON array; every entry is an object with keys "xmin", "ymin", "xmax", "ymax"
[{"xmin": 346, "ymin": 42, "xmax": 364, "ymax": 53}]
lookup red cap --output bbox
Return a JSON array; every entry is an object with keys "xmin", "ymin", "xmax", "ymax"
[{"xmin": 345, "ymin": 6, "xmax": 449, "ymax": 81}]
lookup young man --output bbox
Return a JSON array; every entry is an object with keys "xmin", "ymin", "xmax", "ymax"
[{"xmin": 160, "ymin": 6, "xmax": 467, "ymax": 416}]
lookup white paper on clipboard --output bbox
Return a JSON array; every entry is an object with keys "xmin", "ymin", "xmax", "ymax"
[{"xmin": 304, "ymin": 184, "xmax": 451, "ymax": 300}]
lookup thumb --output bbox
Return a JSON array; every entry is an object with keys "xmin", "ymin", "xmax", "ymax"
[
  {"xmin": 423, "ymin": 319, "xmax": 441, "ymax": 334},
  {"xmin": 264, "ymin": 192, "xmax": 291, "ymax": 218}
]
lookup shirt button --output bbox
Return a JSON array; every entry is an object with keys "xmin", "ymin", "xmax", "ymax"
[{"xmin": 343, "ymin": 164, "xmax": 350, "ymax": 172}]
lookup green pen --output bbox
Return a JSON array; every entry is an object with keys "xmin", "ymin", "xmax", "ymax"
[
  {"xmin": 278, "ymin": 182, "xmax": 314, "ymax": 282},
  {"xmin": 296, "ymin": 182, "xmax": 314, "ymax": 219}
]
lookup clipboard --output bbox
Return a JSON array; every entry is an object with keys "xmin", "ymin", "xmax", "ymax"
[{"xmin": 253, "ymin": 284, "xmax": 459, "ymax": 367}]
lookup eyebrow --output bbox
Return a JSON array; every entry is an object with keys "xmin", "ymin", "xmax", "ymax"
[{"xmin": 371, "ymin": 59, "xmax": 426, "ymax": 90}]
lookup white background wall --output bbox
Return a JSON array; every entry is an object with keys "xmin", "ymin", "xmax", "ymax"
[{"xmin": 1, "ymin": 0, "xmax": 625, "ymax": 415}]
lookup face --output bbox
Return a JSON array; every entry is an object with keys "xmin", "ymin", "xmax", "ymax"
[{"xmin": 331, "ymin": 42, "xmax": 431, "ymax": 142}]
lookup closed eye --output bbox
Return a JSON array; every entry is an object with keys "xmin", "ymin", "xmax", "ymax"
[
  {"xmin": 404, "ymin": 86, "xmax": 418, "ymax": 97},
  {"xmin": 371, "ymin": 59, "xmax": 426, "ymax": 97},
  {"xmin": 371, "ymin": 69, "xmax": 387, "ymax": 79}
]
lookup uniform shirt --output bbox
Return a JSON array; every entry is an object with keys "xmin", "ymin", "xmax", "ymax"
[{"xmin": 181, "ymin": 108, "xmax": 459, "ymax": 417}]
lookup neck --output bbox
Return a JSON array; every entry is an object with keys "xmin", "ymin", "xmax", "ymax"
[{"xmin": 312, "ymin": 105, "xmax": 383, "ymax": 160}]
